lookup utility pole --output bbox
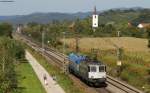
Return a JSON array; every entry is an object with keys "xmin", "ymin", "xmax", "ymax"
[
  {"xmin": 117, "ymin": 31, "xmax": 120, "ymax": 37},
  {"xmin": 2, "ymin": 48, "xmax": 6, "ymax": 73},
  {"xmin": 42, "ymin": 30, "xmax": 45, "ymax": 56},
  {"xmin": 117, "ymin": 31, "xmax": 122, "ymax": 77},
  {"xmin": 39, "ymin": 25, "xmax": 45, "ymax": 56},
  {"xmin": 72, "ymin": 20, "xmax": 79, "ymax": 53},
  {"xmin": 62, "ymin": 32, "xmax": 68, "ymax": 74},
  {"xmin": 91, "ymin": 48, "xmax": 99, "ymax": 60},
  {"xmin": 2, "ymin": 56, "xmax": 5, "ymax": 72},
  {"xmin": 117, "ymin": 31, "xmax": 121, "ymax": 65},
  {"xmin": 63, "ymin": 32, "xmax": 66, "ymax": 56},
  {"xmin": 75, "ymin": 32, "xmax": 79, "ymax": 53}
]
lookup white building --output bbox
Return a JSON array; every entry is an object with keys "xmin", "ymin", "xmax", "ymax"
[
  {"xmin": 137, "ymin": 23, "xmax": 150, "ymax": 29},
  {"xmin": 16, "ymin": 25, "xmax": 23, "ymax": 33},
  {"xmin": 137, "ymin": 24, "xmax": 144, "ymax": 28},
  {"xmin": 92, "ymin": 6, "xmax": 98, "ymax": 28}
]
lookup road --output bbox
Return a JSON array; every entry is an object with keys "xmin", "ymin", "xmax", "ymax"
[{"xmin": 25, "ymin": 50, "xmax": 65, "ymax": 93}]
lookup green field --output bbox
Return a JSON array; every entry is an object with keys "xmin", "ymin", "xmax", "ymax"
[{"xmin": 15, "ymin": 62, "xmax": 46, "ymax": 93}]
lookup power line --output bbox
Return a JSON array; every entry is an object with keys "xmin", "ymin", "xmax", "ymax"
[{"xmin": 0, "ymin": 0, "xmax": 14, "ymax": 2}]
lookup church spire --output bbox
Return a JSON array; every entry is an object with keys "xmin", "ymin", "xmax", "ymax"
[
  {"xmin": 92, "ymin": 6, "xmax": 98, "ymax": 29},
  {"xmin": 93, "ymin": 6, "xmax": 97, "ymax": 14}
]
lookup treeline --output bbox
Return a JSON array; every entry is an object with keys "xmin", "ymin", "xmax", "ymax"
[
  {"xmin": 19, "ymin": 8, "xmax": 150, "ymax": 49},
  {"xmin": 0, "ymin": 23, "xmax": 13, "ymax": 38},
  {"xmin": 0, "ymin": 23, "xmax": 24, "ymax": 93},
  {"xmin": 21, "ymin": 16, "xmax": 150, "ymax": 46}
]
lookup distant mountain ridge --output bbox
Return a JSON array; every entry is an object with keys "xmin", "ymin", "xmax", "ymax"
[
  {"xmin": 0, "ymin": 7, "xmax": 149, "ymax": 25},
  {"xmin": 0, "ymin": 12, "xmax": 92, "ymax": 24}
]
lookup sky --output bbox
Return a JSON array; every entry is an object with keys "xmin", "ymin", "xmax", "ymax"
[{"xmin": 0, "ymin": 0, "xmax": 150, "ymax": 16}]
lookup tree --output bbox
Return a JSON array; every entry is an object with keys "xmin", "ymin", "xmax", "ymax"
[
  {"xmin": 0, "ymin": 23, "xmax": 13, "ymax": 38},
  {"xmin": 0, "ymin": 37, "xmax": 24, "ymax": 93}
]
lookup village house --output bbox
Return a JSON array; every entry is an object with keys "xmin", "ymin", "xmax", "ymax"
[{"xmin": 137, "ymin": 23, "xmax": 150, "ymax": 29}]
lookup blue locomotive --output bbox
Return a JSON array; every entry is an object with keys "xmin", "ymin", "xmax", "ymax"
[{"xmin": 68, "ymin": 53, "xmax": 107, "ymax": 87}]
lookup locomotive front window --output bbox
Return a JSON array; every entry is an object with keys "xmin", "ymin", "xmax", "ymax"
[
  {"xmin": 90, "ymin": 66, "xmax": 97, "ymax": 72},
  {"xmin": 99, "ymin": 66, "xmax": 105, "ymax": 72}
]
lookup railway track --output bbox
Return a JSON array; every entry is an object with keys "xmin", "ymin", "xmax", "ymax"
[
  {"xmin": 106, "ymin": 76, "xmax": 143, "ymax": 93},
  {"xmin": 14, "ymin": 33, "xmax": 144, "ymax": 93}
]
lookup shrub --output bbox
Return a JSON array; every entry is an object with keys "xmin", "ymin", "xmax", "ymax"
[{"xmin": 0, "ymin": 37, "xmax": 24, "ymax": 93}]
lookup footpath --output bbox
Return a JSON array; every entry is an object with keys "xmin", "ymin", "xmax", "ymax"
[{"xmin": 25, "ymin": 50, "xmax": 65, "ymax": 93}]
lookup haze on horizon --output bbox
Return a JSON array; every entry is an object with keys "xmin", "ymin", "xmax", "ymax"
[{"xmin": 0, "ymin": 0, "xmax": 150, "ymax": 16}]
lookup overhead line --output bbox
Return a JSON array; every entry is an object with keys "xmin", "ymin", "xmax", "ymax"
[{"xmin": 0, "ymin": 0, "xmax": 14, "ymax": 2}]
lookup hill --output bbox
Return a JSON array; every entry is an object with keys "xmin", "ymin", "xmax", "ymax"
[
  {"xmin": 98, "ymin": 8, "xmax": 150, "ymax": 26},
  {"xmin": 0, "ymin": 12, "xmax": 91, "ymax": 24},
  {"xmin": 131, "ymin": 9, "xmax": 150, "ymax": 25},
  {"xmin": 0, "ymin": 7, "xmax": 149, "ymax": 25}
]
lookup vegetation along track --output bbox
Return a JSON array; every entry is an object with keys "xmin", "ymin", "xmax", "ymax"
[{"xmin": 14, "ymin": 33, "xmax": 143, "ymax": 93}]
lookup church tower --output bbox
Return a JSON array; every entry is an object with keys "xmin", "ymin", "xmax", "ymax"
[{"xmin": 92, "ymin": 6, "xmax": 98, "ymax": 28}]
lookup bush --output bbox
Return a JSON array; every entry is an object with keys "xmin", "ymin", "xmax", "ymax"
[
  {"xmin": 0, "ymin": 23, "xmax": 13, "ymax": 38},
  {"xmin": 120, "ymin": 70, "xmax": 129, "ymax": 81},
  {"xmin": 0, "ymin": 37, "xmax": 25, "ymax": 93}
]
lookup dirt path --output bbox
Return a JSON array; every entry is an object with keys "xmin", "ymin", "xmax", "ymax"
[{"xmin": 25, "ymin": 50, "xmax": 65, "ymax": 93}]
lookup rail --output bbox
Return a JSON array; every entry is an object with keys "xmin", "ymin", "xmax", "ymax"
[
  {"xmin": 14, "ymin": 33, "xmax": 144, "ymax": 93},
  {"xmin": 107, "ymin": 76, "xmax": 143, "ymax": 93}
]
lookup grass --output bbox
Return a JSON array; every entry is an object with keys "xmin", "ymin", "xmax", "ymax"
[
  {"xmin": 15, "ymin": 62, "xmax": 46, "ymax": 93},
  {"xmin": 62, "ymin": 37, "xmax": 149, "ymax": 52},
  {"xmin": 27, "ymin": 47, "xmax": 85, "ymax": 93}
]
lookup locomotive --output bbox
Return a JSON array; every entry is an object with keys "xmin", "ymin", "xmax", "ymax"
[{"xmin": 68, "ymin": 53, "xmax": 107, "ymax": 87}]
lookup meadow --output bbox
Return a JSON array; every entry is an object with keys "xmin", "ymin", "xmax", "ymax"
[{"xmin": 62, "ymin": 37, "xmax": 149, "ymax": 52}]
